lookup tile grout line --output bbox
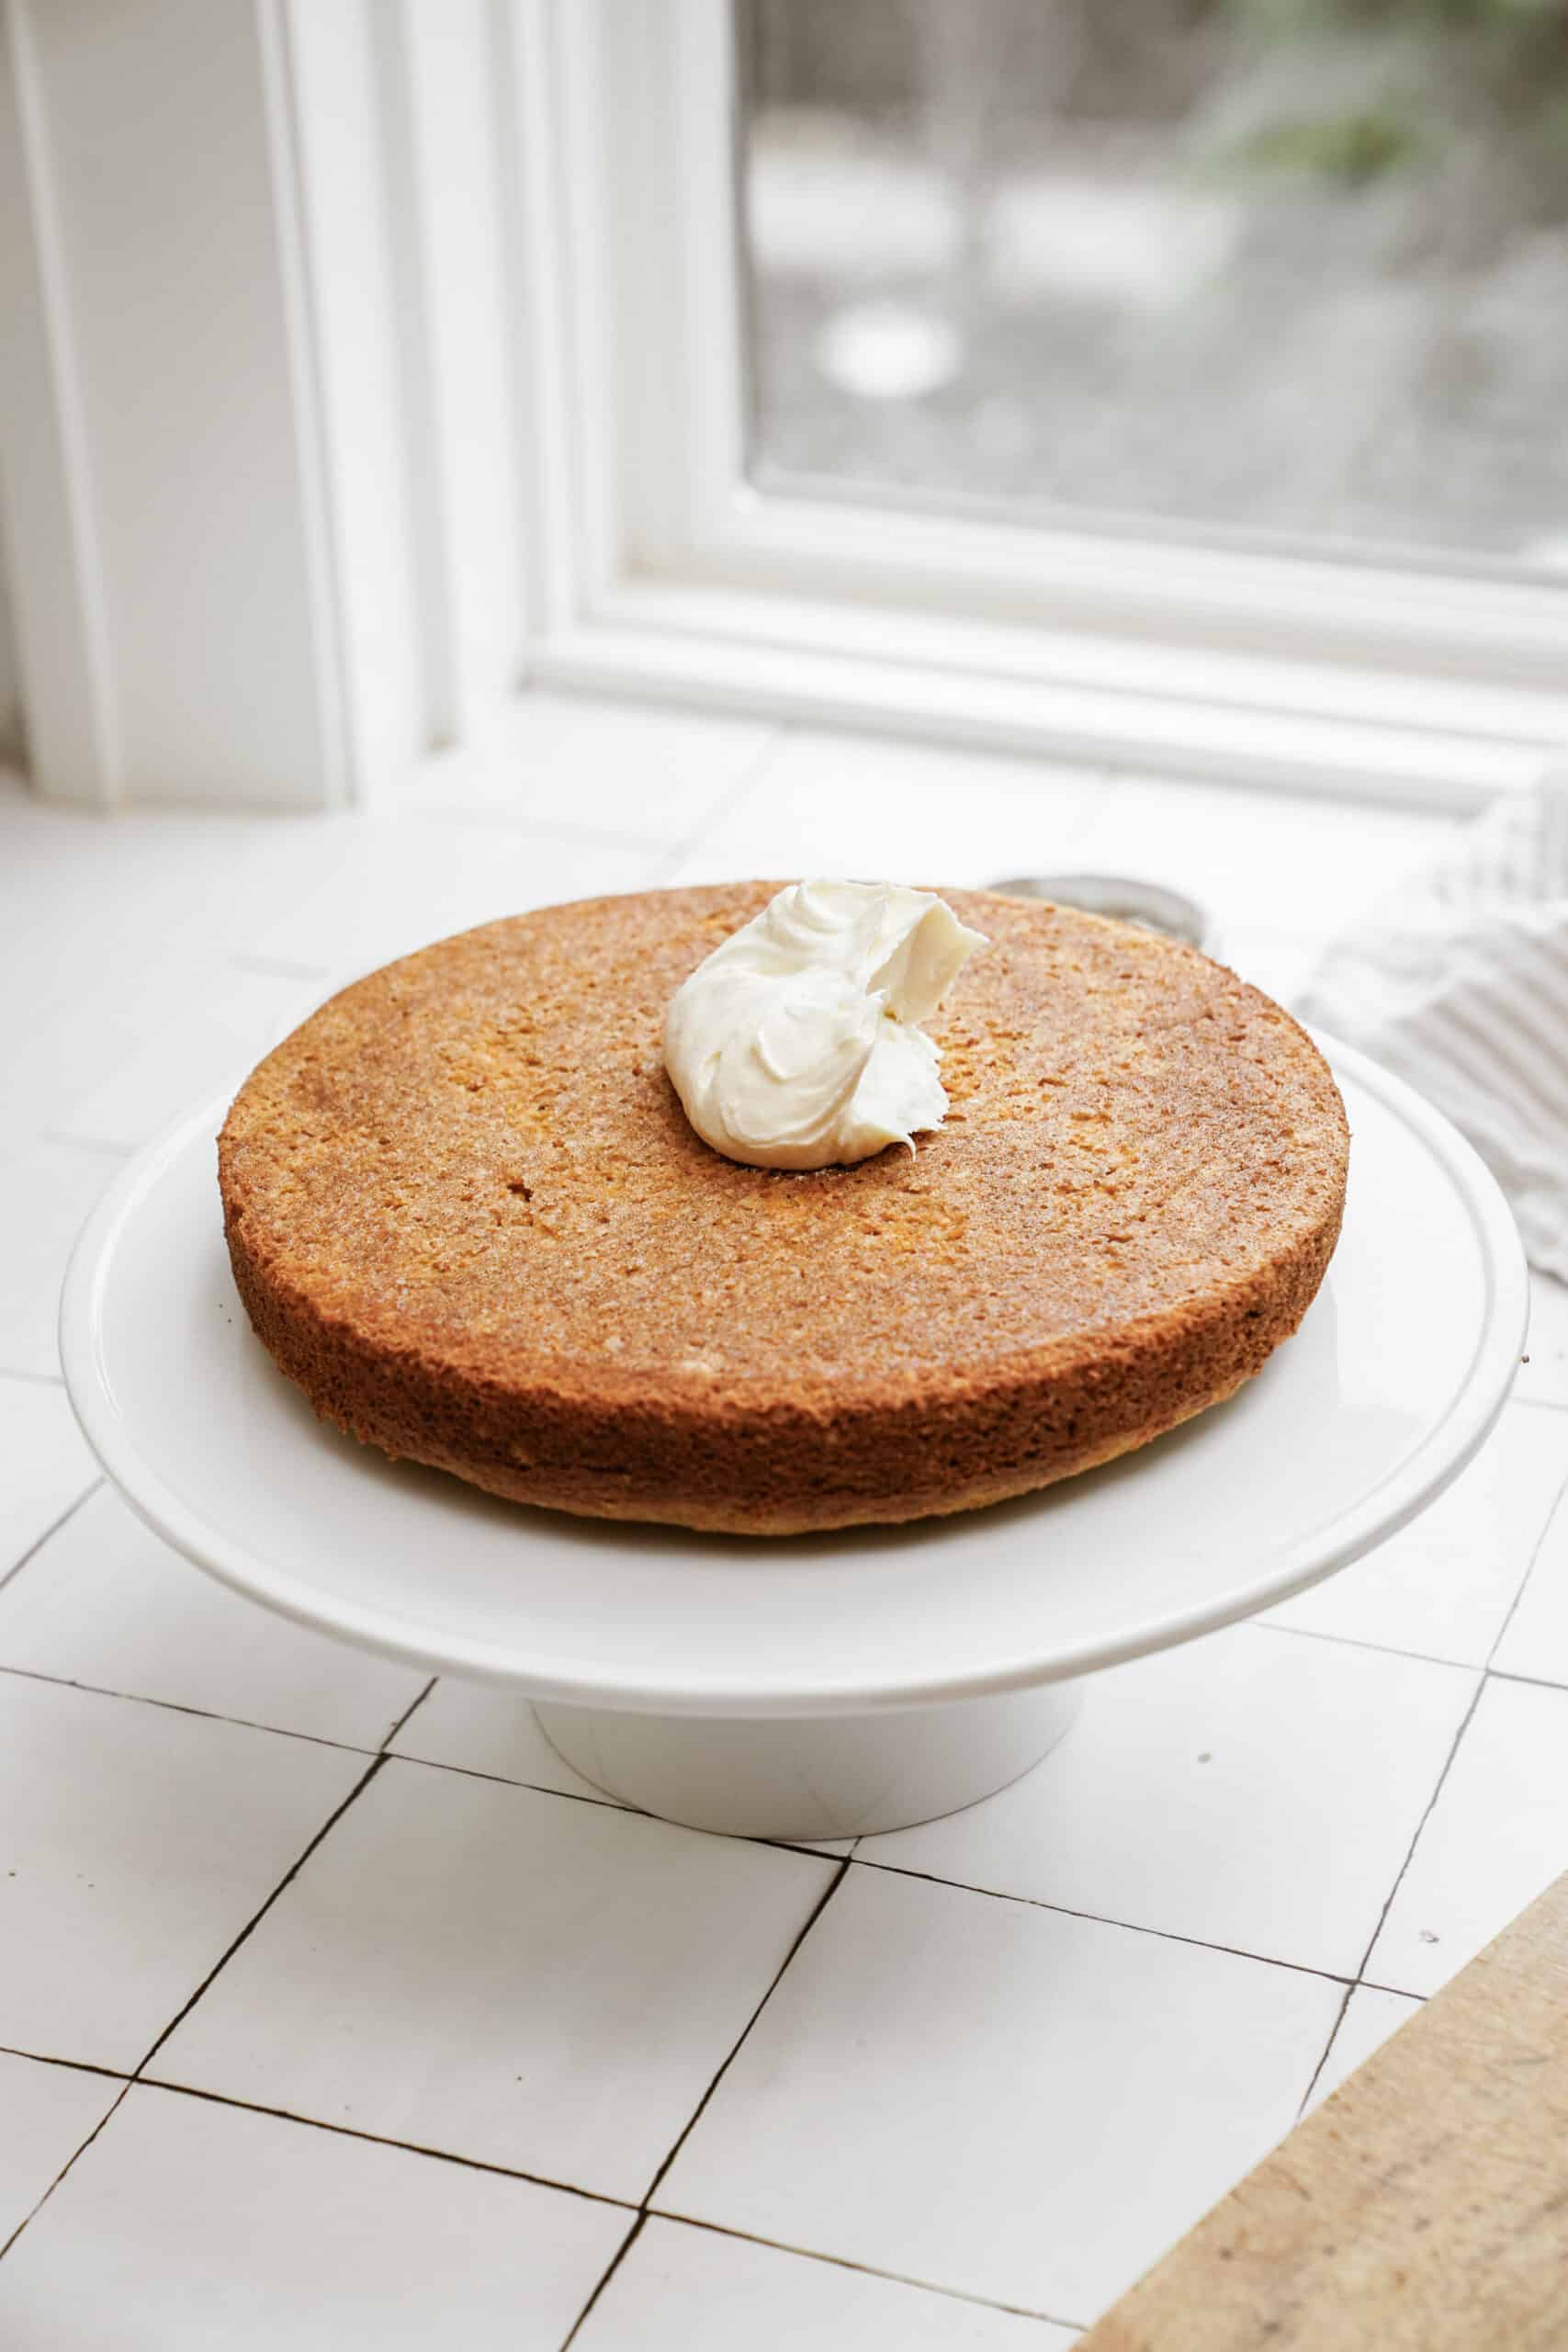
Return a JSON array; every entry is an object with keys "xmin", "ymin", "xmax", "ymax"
[
  {"xmin": 0, "ymin": 2081, "xmax": 135, "ymax": 2267},
  {"xmin": 378, "ymin": 1674, "xmax": 437, "ymax": 1753},
  {"xmin": 1245, "ymin": 1614, "xmax": 1486, "ymax": 1676},
  {"xmin": 1248, "ymin": 1425, "xmax": 1568, "ymax": 1681},
  {"xmin": 0, "ymin": 1367, "xmax": 67, "ymax": 1390},
  {"xmin": 2, "ymin": 2038, "xmax": 635, "ymax": 2208},
  {"xmin": 1292, "ymin": 1979, "xmax": 1358, "ymax": 2124},
  {"xmin": 651, "ymin": 722, "xmax": 794, "ymax": 884},
  {"xmin": 1334, "ymin": 1449, "xmax": 1568, "ymax": 2019},
  {"xmin": 1062, "ymin": 761, "xmax": 1118, "ymax": 858},
  {"xmin": 130, "ymin": 1752, "xmax": 390, "ymax": 2084},
  {"xmin": 230, "ymin": 952, "xmax": 333, "ymax": 981},
  {"xmin": 1488, "ymin": 1665, "xmax": 1568, "ymax": 1695},
  {"xmin": 853, "ymin": 1855, "xmax": 1357, "ymax": 1990},
  {"xmin": 403, "ymin": 721, "xmax": 791, "ymax": 867},
  {"xmin": 637, "ymin": 1853, "xmax": 852, "ymax": 2210},
  {"xmin": 0, "ymin": 1667, "xmax": 856, "ymax": 1859},
  {"xmin": 30, "ymin": 1132, "xmax": 128, "ymax": 1161},
  {"xmin": 285, "ymin": 1731, "xmax": 845, "ymax": 1861},
  {"xmin": 1330, "ymin": 1468, "xmax": 1568, "ymax": 2013},
  {"xmin": 557, "ymin": 2211, "xmax": 649, "ymax": 2351},
  {"xmin": 1344, "ymin": 1670, "xmax": 1489, "ymax": 1996},
  {"xmin": 42, "ymin": 1129, "xmax": 144, "ymax": 1158},
  {"xmin": 0, "ymin": 1659, "xmax": 608, "ymax": 1788},
  {"xmin": 385, "ymin": 1747, "xmax": 633, "ymax": 1817},
  {"xmin": 686, "ymin": 720, "xmax": 794, "ymax": 837},
  {"xmin": 647, "ymin": 2209, "xmax": 1088, "ymax": 2334},
  {"xmin": 0, "ymin": 1479, "xmax": 103, "ymax": 1600},
  {"xmin": 402, "ymin": 806, "xmax": 678, "ymax": 857},
  {"xmin": 1299, "ymin": 1980, "xmax": 1432, "ymax": 2121},
  {"xmin": 1478, "ymin": 1455, "xmax": 1568, "ymax": 1679},
  {"xmin": 0, "ymin": 1661, "xmax": 399, "ymax": 1762},
  {"xmin": 131, "ymin": 2077, "xmax": 641, "ymax": 2212},
  {"xmin": 0, "ymin": 2043, "xmax": 130, "ymax": 2086},
  {"xmin": 557, "ymin": 1849, "xmax": 854, "ymax": 2352}
]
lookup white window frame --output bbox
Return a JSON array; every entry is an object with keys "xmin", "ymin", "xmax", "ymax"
[
  {"xmin": 523, "ymin": 0, "xmax": 1566, "ymax": 807},
  {"xmin": 2, "ymin": 0, "xmax": 1562, "ymax": 816}
]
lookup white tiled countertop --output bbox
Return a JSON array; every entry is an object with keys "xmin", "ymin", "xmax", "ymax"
[{"xmin": 2, "ymin": 701, "xmax": 1565, "ymax": 2346}]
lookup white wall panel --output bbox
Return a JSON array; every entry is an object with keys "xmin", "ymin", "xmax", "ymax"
[{"xmin": 11, "ymin": 0, "xmax": 348, "ymax": 808}]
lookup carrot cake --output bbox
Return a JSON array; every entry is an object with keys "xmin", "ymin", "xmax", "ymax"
[{"xmin": 218, "ymin": 882, "xmax": 1348, "ymax": 1534}]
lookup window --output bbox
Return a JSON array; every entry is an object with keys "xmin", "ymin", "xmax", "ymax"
[
  {"xmin": 539, "ymin": 0, "xmax": 1566, "ymax": 807},
  {"xmin": 738, "ymin": 0, "xmax": 1568, "ymax": 574},
  {"xmin": 4, "ymin": 0, "xmax": 1563, "ymax": 815}
]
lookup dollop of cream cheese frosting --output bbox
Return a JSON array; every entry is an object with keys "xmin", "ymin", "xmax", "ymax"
[{"xmin": 663, "ymin": 880, "xmax": 987, "ymax": 1170}]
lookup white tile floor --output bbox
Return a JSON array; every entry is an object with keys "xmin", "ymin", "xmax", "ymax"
[{"xmin": 2, "ymin": 701, "xmax": 1565, "ymax": 2346}]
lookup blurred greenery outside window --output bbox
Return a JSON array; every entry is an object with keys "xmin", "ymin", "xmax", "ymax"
[{"xmin": 737, "ymin": 0, "xmax": 1568, "ymax": 570}]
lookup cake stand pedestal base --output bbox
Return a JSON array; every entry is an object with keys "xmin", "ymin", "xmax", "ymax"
[{"xmin": 534, "ymin": 1681, "xmax": 1084, "ymax": 1841}]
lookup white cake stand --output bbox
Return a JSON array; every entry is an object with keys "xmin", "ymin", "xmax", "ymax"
[{"xmin": 61, "ymin": 1038, "xmax": 1525, "ymax": 1843}]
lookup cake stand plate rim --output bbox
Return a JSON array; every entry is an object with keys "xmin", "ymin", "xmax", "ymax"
[{"xmin": 59, "ymin": 1034, "xmax": 1528, "ymax": 1718}]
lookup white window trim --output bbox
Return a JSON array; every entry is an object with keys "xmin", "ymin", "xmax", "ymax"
[{"xmin": 2, "ymin": 0, "xmax": 1562, "ymax": 815}]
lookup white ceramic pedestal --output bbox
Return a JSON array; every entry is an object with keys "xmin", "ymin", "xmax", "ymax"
[
  {"xmin": 62, "ymin": 1037, "xmax": 1528, "ymax": 1846},
  {"xmin": 535, "ymin": 1683, "xmax": 1084, "ymax": 1841}
]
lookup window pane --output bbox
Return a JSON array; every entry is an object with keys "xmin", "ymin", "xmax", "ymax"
[{"xmin": 737, "ymin": 0, "xmax": 1568, "ymax": 571}]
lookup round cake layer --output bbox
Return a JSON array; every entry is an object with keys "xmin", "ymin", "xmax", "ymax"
[{"xmin": 219, "ymin": 884, "xmax": 1348, "ymax": 1533}]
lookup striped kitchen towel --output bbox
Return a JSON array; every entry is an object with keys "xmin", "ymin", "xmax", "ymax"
[{"xmin": 1300, "ymin": 769, "xmax": 1568, "ymax": 1283}]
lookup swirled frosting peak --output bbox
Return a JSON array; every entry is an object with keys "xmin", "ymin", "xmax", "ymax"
[{"xmin": 663, "ymin": 880, "xmax": 987, "ymax": 1170}]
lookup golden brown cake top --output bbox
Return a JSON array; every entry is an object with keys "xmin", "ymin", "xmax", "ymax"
[{"xmin": 219, "ymin": 884, "xmax": 1348, "ymax": 1413}]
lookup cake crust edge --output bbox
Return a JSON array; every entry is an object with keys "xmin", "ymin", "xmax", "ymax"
[{"xmin": 220, "ymin": 1155, "xmax": 1344, "ymax": 1536}]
